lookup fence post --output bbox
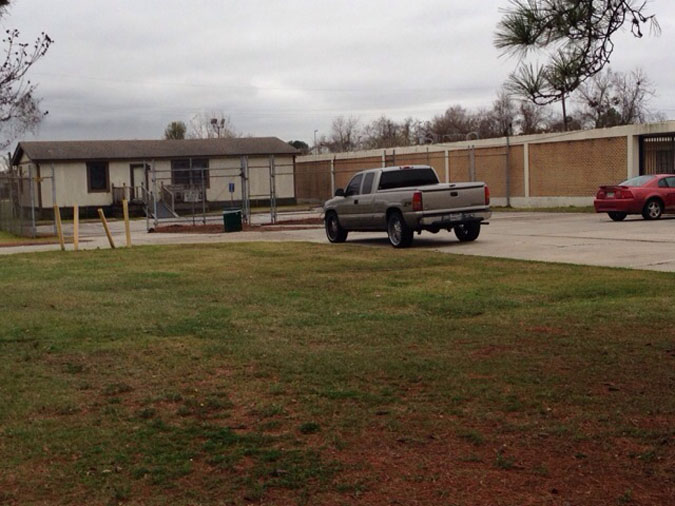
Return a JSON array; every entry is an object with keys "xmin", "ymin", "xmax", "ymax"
[
  {"xmin": 5, "ymin": 170, "xmax": 11, "ymax": 233},
  {"xmin": 152, "ymin": 160, "xmax": 158, "ymax": 230},
  {"xmin": 189, "ymin": 157, "xmax": 196, "ymax": 226},
  {"xmin": 505, "ymin": 135, "xmax": 511, "ymax": 207},
  {"xmin": 330, "ymin": 157, "xmax": 336, "ymax": 198},
  {"xmin": 98, "ymin": 208, "xmax": 116, "ymax": 249},
  {"xmin": 73, "ymin": 204, "xmax": 79, "ymax": 251},
  {"xmin": 381, "ymin": 150, "xmax": 386, "ymax": 168},
  {"xmin": 18, "ymin": 168, "xmax": 24, "ymax": 236},
  {"xmin": 240, "ymin": 156, "xmax": 249, "ymax": 225},
  {"xmin": 201, "ymin": 165, "xmax": 206, "ymax": 225},
  {"xmin": 444, "ymin": 149, "xmax": 450, "ymax": 183},
  {"xmin": 469, "ymin": 146, "xmax": 476, "ymax": 182},
  {"xmin": 123, "ymin": 199, "xmax": 132, "ymax": 247},
  {"xmin": 269, "ymin": 155, "xmax": 277, "ymax": 224},
  {"xmin": 51, "ymin": 163, "xmax": 57, "ymax": 236},
  {"xmin": 28, "ymin": 164, "xmax": 36, "ymax": 238},
  {"xmin": 54, "ymin": 205, "xmax": 65, "ymax": 251}
]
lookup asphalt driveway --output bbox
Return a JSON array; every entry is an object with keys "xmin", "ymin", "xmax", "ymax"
[{"xmin": 3, "ymin": 212, "xmax": 675, "ymax": 272}]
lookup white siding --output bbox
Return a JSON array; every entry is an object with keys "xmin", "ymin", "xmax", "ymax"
[{"xmin": 34, "ymin": 155, "xmax": 295, "ymax": 208}]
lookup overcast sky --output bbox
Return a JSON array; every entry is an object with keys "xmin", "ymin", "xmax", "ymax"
[{"xmin": 5, "ymin": 0, "xmax": 674, "ymax": 146}]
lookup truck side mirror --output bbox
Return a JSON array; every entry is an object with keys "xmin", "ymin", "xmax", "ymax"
[{"xmin": 335, "ymin": 188, "xmax": 345, "ymax": 197}]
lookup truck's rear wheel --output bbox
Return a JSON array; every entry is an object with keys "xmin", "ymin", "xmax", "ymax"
[
  {"xmin": 387, "ymin": 211, "xmax": 413, "ymax": 248},
  {"xmin": 325, "ymin": 213, "xmax": 348, "ymax": 243},
  {"xmin": 454, "ymin": 222, "xmax": 481, "ymax": 242}
]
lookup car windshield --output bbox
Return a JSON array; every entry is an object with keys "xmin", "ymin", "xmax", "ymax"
[{"xmin": 619, "ymin": 175, "xmax": 655, "ymax": 187}]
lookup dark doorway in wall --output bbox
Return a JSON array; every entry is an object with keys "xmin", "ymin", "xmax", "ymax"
[{"xmin": 641, "ymin": 135, "xmax": 675, "ymax": 175}]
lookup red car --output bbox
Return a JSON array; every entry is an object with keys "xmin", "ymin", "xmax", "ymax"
[{"xmin": 594, "ymin": 174, "xmax": 675, "ymax": 221}]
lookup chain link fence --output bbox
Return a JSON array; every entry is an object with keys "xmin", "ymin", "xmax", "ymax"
[
  {"xmin": 145, "ymin": 155, "xmax": 296, "ymax": 230},
  {"xmin": 0, "ymin": 167, "xmax": 55, "ymax": 238}
]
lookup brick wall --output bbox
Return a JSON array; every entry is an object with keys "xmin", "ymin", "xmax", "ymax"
[
  {"xmin": 529, "ymin": 137, "xmax": 626, "ymax": 197},
  {"xmin": 446, "ymin": 146, "xmax": 523, "ymax": 198},
  {"xmin": 294, "ymin": 132, "xmax": 634, "ymax": 203}
]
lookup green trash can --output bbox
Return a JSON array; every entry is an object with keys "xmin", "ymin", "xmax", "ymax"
[{"xmin": 223, "ymin": 210, "xmax": 243, "ymax": 232}]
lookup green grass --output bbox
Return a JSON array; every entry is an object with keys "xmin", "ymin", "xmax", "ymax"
[{"xmin": 0, "ymin": 242, "xmax": 673, "ymax": 505}]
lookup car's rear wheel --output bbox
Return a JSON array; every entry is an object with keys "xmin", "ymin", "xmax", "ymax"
[
  {"xmin": 325, "ymin": 212, "xmax": 348, "ymax": 243},
  {"xmin": 642, "ymin": 199, "xmax": 663, "ymax": 220},
  {"xmin": 608, "ymin": 212, "xmax": 627, "ymax": 222},
  {"xmin": 387, "ymin": 211, "xmax": 413, "ymax": 248},
  {"xmin": 454, "ymin": 222, "xmax": 481, "ymax": 242}
]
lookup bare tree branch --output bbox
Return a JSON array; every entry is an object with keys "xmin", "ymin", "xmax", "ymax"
[{"xmin": 0, "ymin": 26, "xmax": 52, "ymax": 148}]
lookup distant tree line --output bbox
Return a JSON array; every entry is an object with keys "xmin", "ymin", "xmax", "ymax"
[{"xmin": 311, "ymin": 67, "xmax": 662, "ymax": 154}]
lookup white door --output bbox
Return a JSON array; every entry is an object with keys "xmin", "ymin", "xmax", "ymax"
[{"xmin": 131, "ymin": 164, "xmax": 147, "ymax": 199}]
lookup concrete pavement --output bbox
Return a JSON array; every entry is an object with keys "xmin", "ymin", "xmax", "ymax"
[{"xmin": 2, "ymin": 212, "xmax": 674, "ymax": 273}]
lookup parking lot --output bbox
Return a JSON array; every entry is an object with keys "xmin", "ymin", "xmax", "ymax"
[{"xmin": 3, "ymin": 211, "xmax": 675, "ymax": 272}]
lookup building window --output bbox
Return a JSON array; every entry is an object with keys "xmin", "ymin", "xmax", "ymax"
[
  {"xmin": 87, "ymin": 161, "xmax": 109, "ymax": 192},
  {"xmin": 171, "ymin": 158, "xmax": 210, "ymax": 187}
]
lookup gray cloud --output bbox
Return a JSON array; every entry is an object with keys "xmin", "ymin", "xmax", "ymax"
[{"xmin": 5, "ymin": 0, "xmax": 672, "ymax": 146}]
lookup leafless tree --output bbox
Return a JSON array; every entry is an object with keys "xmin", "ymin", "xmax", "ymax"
[
  {"xmin": 429, "ymin": 105, "xmax": 478, "ymax": 142},
  {"xmin": 0, "ymin": 1, "xmax": 53, "ymax": 148},
  {"xmin": 399, "ymin": 117, "xmax": 425, "ymax": 146},
  {"xmin": 613, "ymin": 68, "xmax": 659, "ymax": 125},
  {"xmin": 188, "ymin": 112, "xmax": 239, "ymax": 139},
  {"xmin": 495, "ymin": 0, "xmax": 659, "ymax": 130},
  {"xmin": 576, "ymin": 68, "xmax": 658, "ymax": 128},
  {"xmin": 362, "ymin": 116, "xmax": 402, "ymax": 149},
  {"xmin": 491, "ymin": 88, "xmax": 517, "ymax": 136},
  {"xmin": 325, "ymin": 115, "xmax": 361, "ymax": 152},
  {"xmin": 516, "ymin": 100, "xmax": 551, "ymax": 134}
]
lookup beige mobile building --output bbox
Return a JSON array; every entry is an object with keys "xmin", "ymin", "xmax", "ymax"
[{"xmin": 11, "ymin": 137, "xmax": 299, "ymax": 218}]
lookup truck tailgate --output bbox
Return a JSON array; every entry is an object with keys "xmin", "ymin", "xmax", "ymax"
[{"xmin": 421, "ymin": 183, "xmax": 487, "ymax": 213}]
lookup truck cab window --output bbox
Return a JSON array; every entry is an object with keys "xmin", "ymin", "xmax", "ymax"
[
  {"xmin": 345, "ymin": 174, "xmax": 364, "ymax": 196},
  {"xmin": 362, "ymin": 173, "xmax": 375, "ymax": 194}
]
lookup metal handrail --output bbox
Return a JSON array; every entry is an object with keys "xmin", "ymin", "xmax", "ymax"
[{"xmin": 161, "ymin": 184, "xmax": 175, "ymax": 211}]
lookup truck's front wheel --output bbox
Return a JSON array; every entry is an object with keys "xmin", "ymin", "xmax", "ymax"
[
  {"xmin": 325, "ymin": 213, "xmax": 348, "ymax": 243},
  {"xmin": 387, "ymin": 211, "xmax": 414, "ymax": 248},
  {"xmin": 454, "ymin": 222, "xmax": 481, "ymax": 242}
]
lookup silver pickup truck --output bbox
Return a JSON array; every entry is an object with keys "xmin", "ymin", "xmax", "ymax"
[{"xmin": 323, "ymin": 165, "xmax": 491, "ymax": 248}]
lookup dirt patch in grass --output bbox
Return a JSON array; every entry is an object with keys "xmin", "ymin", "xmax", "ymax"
[
  {"xmin": 152, "ymin": 217, "xmax": 323, "ymax": 234},
  {"xmin": 325, "ymin": 425, "xmax": 673, "ymax": 506}
]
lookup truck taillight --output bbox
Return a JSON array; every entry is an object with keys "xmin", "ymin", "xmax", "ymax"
[
  {"xmin": 412, "ymin": 191, "xmax": 423, "ymax": 211},
  {"xmin": 484, "ymin": 185, "xmax": 490, "ymax": 205}
]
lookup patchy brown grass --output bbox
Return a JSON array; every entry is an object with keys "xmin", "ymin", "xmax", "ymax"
[{"xmin": 0, "ymin": 242, "xmax": 672, "ymax": 505}]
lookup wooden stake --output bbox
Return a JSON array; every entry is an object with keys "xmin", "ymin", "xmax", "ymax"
[
  {"xmin": 97, "ymin": 208, "xmax": 116, "ymax": 249},
  {"xmin": 73, "ymin": 205, "xmax": 79, "ymax": 251},
  {"xmin": 122, "ymin": 199, "xmax": 132, "ymax": 248},
  {"xmin": 54, "ymin": 205, "xmax": 65, "ymax": 251}
]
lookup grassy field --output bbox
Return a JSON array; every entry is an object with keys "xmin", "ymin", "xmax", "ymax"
[{"xmin": 0, "ymin": 243, "xmax": 673, "ymax": 505}]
